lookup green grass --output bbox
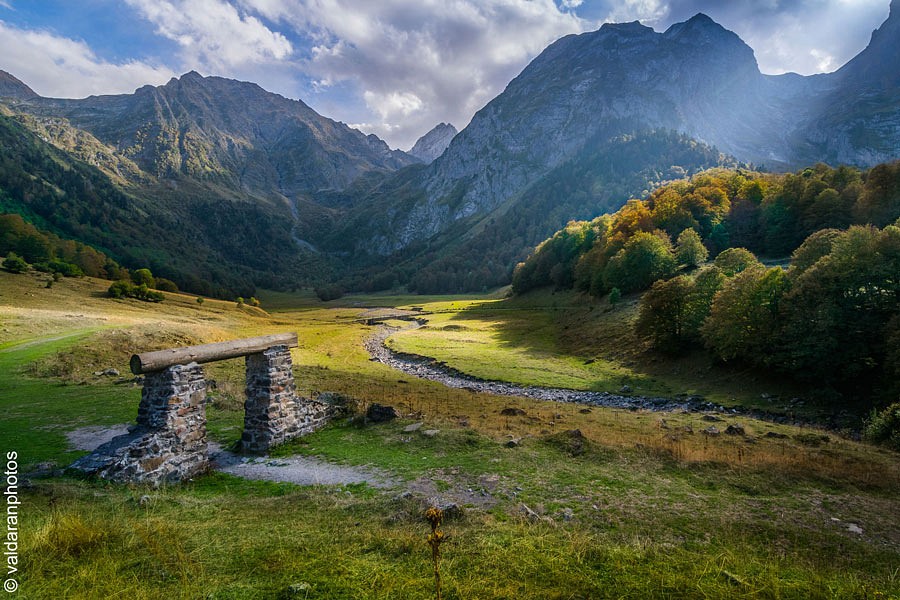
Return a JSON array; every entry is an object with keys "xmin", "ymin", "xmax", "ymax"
[{"xmin": 2, "ymin": 272, "xmax": 899, "ymax": 598}]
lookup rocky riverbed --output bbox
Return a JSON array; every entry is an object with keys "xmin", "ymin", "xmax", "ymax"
[{"xmin": 364, "ymin": 319, "xmax": 813, "ymax": 427}]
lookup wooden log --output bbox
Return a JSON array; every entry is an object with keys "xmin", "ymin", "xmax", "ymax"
[{"xmin": 130, "ymin": 333, "xmax": 298, "ymax": 374}]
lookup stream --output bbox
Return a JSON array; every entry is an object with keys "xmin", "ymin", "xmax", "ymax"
[{"xmin": 362, "ymin": 317, "xmax": 804, "ymax": 423}]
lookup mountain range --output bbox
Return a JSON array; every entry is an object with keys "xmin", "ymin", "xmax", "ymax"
[{"xmin": 0, "ymin": 2, "xmax": 897, "ymax": 296}]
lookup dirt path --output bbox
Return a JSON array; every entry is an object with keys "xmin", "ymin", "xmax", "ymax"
[{"xmin": 208, "ymin": 442, "xmax": 399, "ymax": 488}]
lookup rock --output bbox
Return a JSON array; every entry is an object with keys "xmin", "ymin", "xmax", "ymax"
[
  {"xmin": 558, "ymin": 507, "xmax": 575, "ymax": 522},
  {"xmin": 366, "ymin": 403, "xmax": 399, "ymax": 423},
  {"xmin": 619, "ymin": 385, "xmax": 632, "ymax": 394},
  {"xmin": 847, "ymin": 523, "xmax": 863, "ymax": 534},
  {"xmin": 658, "ymin": 419, "xmax": 669, "ymax": 429},
  {"xmin": 500, "ymin": 407, "xmax": 526, "ymax": 416},
  {"xmin": 440, "ymin": 502, "xmax": 464, "ymax": 520},
  {"xmin": 702, "ymin": 426, "xmax": 720, "ymax": 436},
  {"xmin": 505, "ymin": 438, "xmax": 521, "ymax": 448},
  {"xmin": 544, "ymin": 429, "xmax": 587, "ymax": 457},
  {"xmin": 579, "ymin": 408, "xmax": 592, "ymax": 414},
  {"xmin": 724, "ymin": 424, "xmax": 745, "ymax": 436},
  {"xmin": 138, "ymin": 494, "xmax": 152, "ymax": 506},
  {"xmin": 102, "ymin": 368, "xmax": 120, "ymax": 377},
  {"xmin": 764, "ymin": 431, "xmax": 788, "ymax": 439},
  {"xmin": 403, "ymin": 422, "xmax": 424, "ymax": 433},
  {"xmin": 519, "ymin": 503, "xmax": 541, "ymax": 523},
  {"xmin": 422, "ymin": 429, "xmax": 440, "ymax": 438},
  {"xmin": 702, "ymin": 414, "xmax": 724, "ymax": 422}
]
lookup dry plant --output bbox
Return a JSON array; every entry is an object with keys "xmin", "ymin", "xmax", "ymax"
[{"xmin": 425, "ymin": 506, "xmax": 446, "ymax": 600}]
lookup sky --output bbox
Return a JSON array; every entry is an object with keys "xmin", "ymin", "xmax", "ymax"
[{"xmin": 0, "ymin": 0, "xmax": 891, "ymax": 150}]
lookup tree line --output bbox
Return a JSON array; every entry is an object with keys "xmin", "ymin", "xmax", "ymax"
[{"xmin": 512, "ymin": 161, "xmax": 900, "ymax": 404}]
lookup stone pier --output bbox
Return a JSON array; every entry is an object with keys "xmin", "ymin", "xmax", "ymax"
[
  {"xmin": 243, "ymin": 345, "xmax": 329, "ymax": 452},
  {"xmin": 70, "ymin": 363, "xmax": 209, "ymax": 485}
]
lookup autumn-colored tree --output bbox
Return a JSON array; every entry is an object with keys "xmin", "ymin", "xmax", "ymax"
[{"xmin": 675, "ymin": 228, "xmax": 708, "ymax": 268}]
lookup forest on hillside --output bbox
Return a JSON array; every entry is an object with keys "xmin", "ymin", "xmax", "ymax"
[{"xmin": 513, "ymin": 161, "xmax": 900, "ymax": 404}]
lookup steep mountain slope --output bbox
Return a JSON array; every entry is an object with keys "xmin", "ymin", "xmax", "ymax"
[
  {"xmin": 12, "ymin": 71, "xmax": 416, "ymax": 196},
  {"xmin": 0, "ymin": 71, "xmax": 38, "ymax": 100},
  {"xmin": 408, "ymin": 123, "xmax": 458, "ymax": 163},
  {"xmin": 796, "ymin": 0, "xmax": 900, "ymax": 165},
  {"xmin": 335, "ymin": 7, "xmax": 898, "ymax": 291}
]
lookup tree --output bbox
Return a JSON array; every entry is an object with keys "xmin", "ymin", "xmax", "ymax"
[
  {"xmin": 636, "ymin": 275, "xmax": 693, "ymax": 351},
  {"xmin": 675, "ymin": 228, "xmax": 708, "ymax": 268},
  {"xmin": 131, "ymin": 268, "xmax": 155, "ymax": 288},
  {"xmin": 713, "ymin": 247, "xmax": 760, "ymax": 277},
  {"xmin": 602, "ymin": 231, "xmax": 676, "ymax": 293},
  {"xmin": 702, "ymin": 266, "xmax": 787, "ymax": 362},
  {"xmin": 2, "ymin": 252, "xmax": 28, "ymax": 273}
]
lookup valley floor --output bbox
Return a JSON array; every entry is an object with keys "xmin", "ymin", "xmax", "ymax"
[{"xmin": 1, "ymin": 271, "xmax": 898, "ymax": 598}]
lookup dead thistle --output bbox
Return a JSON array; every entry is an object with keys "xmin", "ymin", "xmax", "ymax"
[{"xmin": 425, "ymin": 506, "xmax": 445, "ymax": 600}]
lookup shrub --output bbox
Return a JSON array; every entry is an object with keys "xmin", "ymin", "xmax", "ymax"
[
  {"xmin": 131, "ymin": 268, "xmax": 155, "ymax": 288},
  {"xmin": 196, "ymin": 297, "xmax": 205, "ymax": 305},
  {"xmin": 108, "ymin": 280, "xmax": 164, "ymax": 302},
  {"xmin": 249, "ymin": 296, "xmax": 261, "ymax": 307},
  {"xmin": 608, "ymin": 287, "xmax": 621, "ymax": 305},
  {"xmin": 2, "ymin": 252, "xmax": 28, "ymax": 273},
  {"xmin": 863, "ymin": 403, "xmax": 900, "ymax": 451},
  {"xmin": 154, "ymin": 277, "xmax": 179, "ymax": 292},
  {"xmin": 236, "ymin": 297, "xmax": 245, "ymax": 307},
  {"xmin": 315, "ymin": 285, "xmax": 344, "ymax": 302}
]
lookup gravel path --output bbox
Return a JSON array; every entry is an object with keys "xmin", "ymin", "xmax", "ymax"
[{"xmin": 209, "ymin": 443, "xmax": 399, "ymax": 488}]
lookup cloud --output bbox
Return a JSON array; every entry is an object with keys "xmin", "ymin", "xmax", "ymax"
[
  {"xmin": 649, "ymin": 0, "xmax": 890, "ymax": 75},
  {"xmin": 238, "ymin": 0, "xmax": 588, "ymax": 149},
  {"xmin": 0, "ymin": 20, "xmax": 175, "ymax": 98},
  {"xmin": 125, "ymin": 0, "xmax": 293, "ymax": 70}
]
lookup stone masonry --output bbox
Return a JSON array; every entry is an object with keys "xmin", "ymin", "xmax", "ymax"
[
  {"xmin": 71, "ymin": 338, "xmax": 332, "ymax": 484},
  {"xmin": 242, "ymin": 345, "xmax": 329, "ymax": 452},
  {"xmin": 70, "ymin": 363, "xmax": 209, "ymax": 485}
]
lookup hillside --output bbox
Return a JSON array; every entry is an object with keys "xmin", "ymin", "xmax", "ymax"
[{"xmin": 333, "ymin": 6, "xmax": 900, "ymax": 292}]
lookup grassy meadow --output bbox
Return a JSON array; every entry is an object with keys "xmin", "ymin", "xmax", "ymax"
[{"xmin": 1, "ymin": 270, "xmax": 898, "ymax": 598}]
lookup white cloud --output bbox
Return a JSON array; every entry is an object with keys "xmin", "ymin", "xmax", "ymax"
[
  {"xmin": 125, "ymin": 0, "xmax": 293, "ymax": 70},
  {"xmin": 239, "ymin": 0, "xmax": 588, "ymax": 148},
  {"xmin": 0, "ymin": 20, "xmax": 175, "ymax": 98}
]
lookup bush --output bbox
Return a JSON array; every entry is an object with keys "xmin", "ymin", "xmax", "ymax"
[
  {"xmin": 107, "ymin": 280, "xmax": 164, "ymax": 302},
  {"xmin": 154, "ymin": 277, "xmax": 179, "ymax": 292},
  {"xmin": 863, "ymin": 403, "xmax": 900, "ymax": 451},
  {"xmin": 131, "ymin": 268, "xmax": 155, "ymax": 288},
  {"xmin": 35, "ymin": 260, "xmax": 83, "ymax": 277},
  {"xmin": 249, "ymin": 296, "xmax": 261, "ymax": 307},
  {"xmin": 196, "ymin": 297, "xmax": 205, "ymax": 305},
  {"xmin": 2, "ymin": 252, "xmax": 28, "ymax": 273},
  {"xmin": 608, "ymin": 287, "xmax": 621, "ymax": 305},
  {"xmin": 315, "ymin": 285, "xmax": 344, "ymax": 302}
]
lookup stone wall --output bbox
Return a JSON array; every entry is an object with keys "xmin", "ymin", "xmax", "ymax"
[
  {"xmin": 70, "ymin": 363, "xmax": 209, "ymax": 485},
  {"xmin": 242, "ymin": 345, "xmax": 329, "ymax": 453}
]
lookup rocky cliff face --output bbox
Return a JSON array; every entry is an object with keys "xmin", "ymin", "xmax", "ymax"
[
  {"xmin": 795, "ymin": 0, "xmax": 900, "ymax": 166},
  {"xmin": 358, "ymin": 9, "xmax": 897, "ymax": 256},
  {"xmin": 9, "ymin": 71, "xmax": 417, "ymax": 197},
  {"xmin": 0, "ymin": 71, "xmax": 38, "ymax": 100},
  {"xmin": 408, "ymin": 122, "xmax": 458, "ymax": 163}
]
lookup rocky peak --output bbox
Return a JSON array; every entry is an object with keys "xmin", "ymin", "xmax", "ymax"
[
  {"xmin": 408, "ymin": 122, "xmax": 458, "ymax": 163},
  {"xmin": 0, "ymin": 70, "xmax": 39, "ymax": 100}
]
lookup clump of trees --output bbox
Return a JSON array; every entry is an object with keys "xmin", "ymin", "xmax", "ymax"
[
  {"xmin": 636, "ymin": 224, "xmax": 900, "ymax": 401},
  {"xmin": 0, "ymin": 213, "xmax": 124, "ymax": 279},
  {"xmin": 106, "ymin": 267, "xmax": 176, "ymax": 302},
  {"xmin": 513, "ymin": 161, "xmax": 900, "ymax": 296}
]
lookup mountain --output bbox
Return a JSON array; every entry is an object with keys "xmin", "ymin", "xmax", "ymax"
[
  {"xmin": 331, "ymin": 7, "xmax": 899, "ymax": 291},
  {"xmin": 1, "ymin": 6, "xmax": 898, "ymax": 297},
  {"xmin": 795, "ymin": 0, "xmax": 900, "ymax": 166},
  {"xmin": 408, "ymin": 122, "xmax": 458, "ymax": 163},
  {"xmin": 0, "ymin": 71, "xmax": 421, "ymax": 296},
  {"xmin": 11, "ymin": 71, "xmax": 416, "ymax": 196}
]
